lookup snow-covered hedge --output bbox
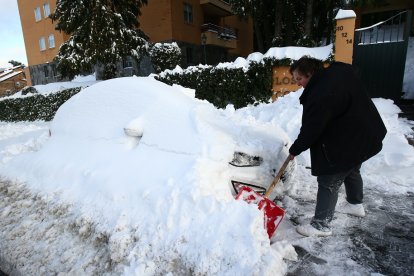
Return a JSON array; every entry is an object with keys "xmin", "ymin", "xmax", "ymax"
[
  {"xmin": 149, "ymin": 42, "xmax": 182, "ymax": 73},
  {"xmin": 0, "ymin": 87, "xmax": 82, "ymax": 122},
  {"xmin": 156, "ymin": 58, "xmax": 292, "ymax": 109}
]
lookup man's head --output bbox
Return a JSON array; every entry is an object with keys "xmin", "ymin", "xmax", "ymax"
[{"xmin": 289, "ymin": 56, "xmax": 323, "ymax": 88}]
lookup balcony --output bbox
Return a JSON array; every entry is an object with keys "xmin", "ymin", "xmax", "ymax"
[
  {"xmin": 201, "ymin": 23, "xmax": 237, "ymax": 49},
  {"xmin": 200, "ymin": 0, "xmax": 233, "ymax": 17}
]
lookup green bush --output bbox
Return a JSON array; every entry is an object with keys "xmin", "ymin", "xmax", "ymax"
[
  {"xmin": 0, "ymin": 87, "xmax": 82, "ymax": 122},
  {"xmin": 149, "ymin": 42, "xmax": 182, "ymax": 73},
  {"xmin": 156, "ymin": 57, "xmax": 294, "ymax": 109}
]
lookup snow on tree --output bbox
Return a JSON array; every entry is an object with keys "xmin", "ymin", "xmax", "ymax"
[
  {"xmin": 228, "ymin": 0, "xmax": 356, "ymax": 52},
  {"xmin": 51, "ymin": 0, "xmax": 149, "ymax": 80}
]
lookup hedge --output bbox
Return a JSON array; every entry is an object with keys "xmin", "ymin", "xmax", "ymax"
[
  {"xmin": 0, "ymin": 87, "xmax": 82, "ymax": 122},
  {"xmin": 156, "ymin": 57, "xmax": 293, "ymax": 109}
]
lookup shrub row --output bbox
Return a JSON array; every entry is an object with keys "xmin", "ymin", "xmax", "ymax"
[
  {"xmin": 0, "ymin": 87, "xmax": 82, "ymax": 122},
  {"xmin": 156, "ymin": 58, "xmax": 292, "ymax": 109}
]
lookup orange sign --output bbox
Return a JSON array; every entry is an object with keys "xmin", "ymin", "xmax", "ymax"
[{"xmin": 272, "ymin": 66, "xmax": 299, "ymax": 101}]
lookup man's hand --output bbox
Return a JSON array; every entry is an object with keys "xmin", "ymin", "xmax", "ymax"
[{"xmin": 289, "ymin": 154, "xmax": 295, "ymax": 160}]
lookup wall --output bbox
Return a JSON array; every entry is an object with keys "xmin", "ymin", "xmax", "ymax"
[
  {"xmin": 17, "ymin": 0, "xmax": 67, "ymax": 66},
  {"xmin": 140, "ymin": 0, "xmax": 173, "ymax": 42},
  {"xmin": 226, "ymin": 16, "xmax": 254, "ymax": 57}
]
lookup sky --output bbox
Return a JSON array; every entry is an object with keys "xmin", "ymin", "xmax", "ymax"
[{"xmin": 0, "ymin": 0, "xmax": 28, "ymax": 68}]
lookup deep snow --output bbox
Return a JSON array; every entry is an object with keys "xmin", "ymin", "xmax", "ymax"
[{"xmin": 1, "ymin": 44, "xmax": 414, "ymax": 275}]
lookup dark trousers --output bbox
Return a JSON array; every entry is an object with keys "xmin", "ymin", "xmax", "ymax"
[{"xmin": 311, "ymin": 164, "xmax": 363, "ymax": 230}]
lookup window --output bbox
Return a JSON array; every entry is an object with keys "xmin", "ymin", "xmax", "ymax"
[
  {"xmin": 123, "ymin": 56, "xmax": 133, "ymax": 68},
  {"xmin": 39, "ymin": 37, "xmax": 46, "ymax": 51},
  {"xmin": 43, "ymin": 3, "xmax": 51, "ymax": 18},
  {"xmin": 34, "ymin": 7, "xmax": 41, "ymax": 21},
  {"xmin": 48, "ymin": 34, "xmax": 55, "ymax": 48},
  {"xmin": 183, "ymin": 3, "xmax": 193, "ymax": 23}
]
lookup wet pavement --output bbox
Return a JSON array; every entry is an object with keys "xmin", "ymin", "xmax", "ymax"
[
  {"xmin": 286, "ymin": 188, "xmax": 414, "ymax": 275},
  {"xmin": 349, "ymin": 190, "xmax": 414, "ymax": 275}
]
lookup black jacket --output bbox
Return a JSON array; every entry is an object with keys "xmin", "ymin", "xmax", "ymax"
[{"xmin": 289, "ymin": 62, "xmax": 387, "ymax": 176}]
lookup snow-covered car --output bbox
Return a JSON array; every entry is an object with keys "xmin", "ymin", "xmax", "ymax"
[
  {"xmin": 46, "ymin": 77, "xmax": 296, "ymax": 199},
  {"xmin": 117, "ymin": 78, "xmax": 296, "ymax": 199},
  {"xmin": 1, "ymin": 77, "xmax": 297, "ymax": 275}
]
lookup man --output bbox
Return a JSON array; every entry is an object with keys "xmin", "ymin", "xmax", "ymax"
[{"xmin": 289, "ymin": 56, "xmax": 387, "ymax": 237}]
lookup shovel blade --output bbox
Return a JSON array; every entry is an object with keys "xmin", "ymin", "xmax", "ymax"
[{"xmin": 235, "ymin": 186, "xmax": 285, "ymax": 239}]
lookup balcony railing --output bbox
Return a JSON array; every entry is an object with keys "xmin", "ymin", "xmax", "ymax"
[
  {"xmin": 201, "ymin": 23, "xmax": 237, "ymax": 48},
  {"xmin": 201, "ymin": 23, "xmax": 237, "ymax": 39}
]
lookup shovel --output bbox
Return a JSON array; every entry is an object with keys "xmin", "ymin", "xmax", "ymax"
[{"xmin": 235, "ymin": 156, "xmax": 291, "ymax": 239}]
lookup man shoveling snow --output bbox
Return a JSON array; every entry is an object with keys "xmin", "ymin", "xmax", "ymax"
[{"xmin": 288, "ymin": 56, "xmax": 387, "ymax": 237}]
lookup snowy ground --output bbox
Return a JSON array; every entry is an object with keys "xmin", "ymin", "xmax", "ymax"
[
  {"xmin": 1, "ymin": 43, "xmax": 414, "ymax": 275},
  {"xmin": 1, "ymin": 78, "xmax": 414, "ymax": 275}
]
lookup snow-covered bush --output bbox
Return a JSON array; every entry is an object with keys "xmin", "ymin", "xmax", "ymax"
[
  {"xmin": 156, "ymin": 58, "xmax": 292, "ymax": 109},
  {"xmin": 149, "ymin": 42, "xmax": 182, "ymax": 73},
  {"xmin": 0, "ymin": 87, "xmax": 81, "ymax": 121}
]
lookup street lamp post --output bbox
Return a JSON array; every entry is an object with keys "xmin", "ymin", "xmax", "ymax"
[{"xmin": 201, "ymin": 33, "xmax": 207, "ymax": 64}]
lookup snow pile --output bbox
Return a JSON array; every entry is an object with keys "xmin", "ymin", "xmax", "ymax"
[
  {"xmin": 363, "ymin": 98, "xmax": 414, "ymax": 192},
  {"xmin": 0, "ymin": 77, "xmax": 293, "ymax": 275},
  {"xmin": 1, "ymin": 40, "xmax": 413, "ymax": 274},
  {"xmin": 0, "ymin": 75, "xmax": 413, "ymax": 274}
]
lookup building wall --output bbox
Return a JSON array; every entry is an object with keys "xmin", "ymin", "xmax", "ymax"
[
  {"xmin": 17, "ymin": 0, "xmax": 68, "ymax": 67},
  {"xmin": 226, "ymin": 16, "xmax": 253, "ymax": 57},
  {"xmin": 140, "ymin": 0, "xmax": 173, "ymax": 42},
  {"xmin": 170, "ymin": 0, "xmax": 205, "ymax": 45}
]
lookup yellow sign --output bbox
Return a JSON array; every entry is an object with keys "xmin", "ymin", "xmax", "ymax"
[
  {"xmin": 272, "ymin": 66, "xmax": 299, "ymax": 101},
  {"xmin": 335, "ymin": 16, "xmax": 356, "ymax": 64}
]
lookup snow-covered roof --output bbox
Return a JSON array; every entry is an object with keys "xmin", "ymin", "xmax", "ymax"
[{"xmin": 0, "ymin": 71, "xmax": 23, "ymax": 82}]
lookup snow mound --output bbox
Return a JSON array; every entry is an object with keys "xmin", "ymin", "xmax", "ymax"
[{"xmin": 0, "ymin": 77, "xmax": 293, "ymax": 275}]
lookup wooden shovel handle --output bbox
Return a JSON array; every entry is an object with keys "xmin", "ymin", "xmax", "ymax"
[{"xmin": 264, "ymin": 156, "xmax": 291, "ymax": 198}]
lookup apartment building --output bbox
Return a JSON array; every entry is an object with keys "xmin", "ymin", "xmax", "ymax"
[{"xmin": 17, "ymin": 0, "xmax": 253, "ymax": 85}]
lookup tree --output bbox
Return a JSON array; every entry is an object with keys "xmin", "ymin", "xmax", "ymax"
[
  {"xmin": 229, "ymin": 0, "xmax": 354, "ymax": 52},
  {"xmin": 8, "ymin": 60, "xmax": 23, "ymax": 67},
  {"xmin": 51, "ymin": 0, "xmax": 149, "ymax": 80}
]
